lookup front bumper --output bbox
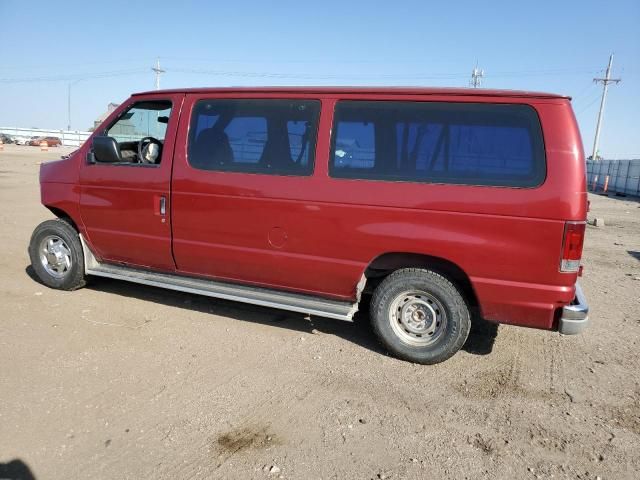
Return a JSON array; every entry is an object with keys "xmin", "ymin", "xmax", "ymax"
[{"xmin": 558, "ymin": 283, "xmax": 589, "ymax": 335}]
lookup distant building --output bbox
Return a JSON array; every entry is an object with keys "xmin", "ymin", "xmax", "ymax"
[{"xmin": 92, "ymin": 103, "xmax": 120, "ymax": 130}]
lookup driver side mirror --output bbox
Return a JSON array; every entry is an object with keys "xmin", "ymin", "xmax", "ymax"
[{"xmin": 92, "ymin": 136, "xmax": 122, "ymax": 163}]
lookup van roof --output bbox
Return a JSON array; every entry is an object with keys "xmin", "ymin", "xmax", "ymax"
[{"xmin": 132, "ymin": 86, "xmax": 570, "ymax": 100}]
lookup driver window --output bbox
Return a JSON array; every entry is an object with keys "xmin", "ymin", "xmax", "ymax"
[{"xmin": 104, "ymin": 100, "xmax": 172, "ymax": 165}]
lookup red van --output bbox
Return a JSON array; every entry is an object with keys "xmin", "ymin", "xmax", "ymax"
[{"xmin": 28, "ymin": 87, "xmax": 588, "ymax": 364}]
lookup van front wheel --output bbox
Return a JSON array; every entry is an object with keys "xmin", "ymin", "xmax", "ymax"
[
  {"xmin": 370, "ymin": 268, "xmax": 471, "ymax": 364},
  {"xmin": 28, "ymin": 219, "xmax": 86, "ymax": 291}
]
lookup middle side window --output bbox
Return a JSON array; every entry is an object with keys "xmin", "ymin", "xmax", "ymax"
[{"xmin": 188, "ymin": 99, "xmax": 321, "ymax": 176}]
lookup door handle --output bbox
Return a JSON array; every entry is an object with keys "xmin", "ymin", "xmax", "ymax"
[{"xmin": 159, "ymin": 196, "xmax": 167, "ymax": 216}]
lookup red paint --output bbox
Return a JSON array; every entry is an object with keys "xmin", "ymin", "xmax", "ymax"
[
  {"xmin": 77, "ymin": 92, "xmax": 183, "ymax": 270},
  {"xmin": 39, "ymin": 87, "xmax": 587, "ymax": 331}
]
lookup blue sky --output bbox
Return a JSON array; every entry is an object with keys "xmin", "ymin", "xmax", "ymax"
[{"xmin": 1, "ymin": 0, "xmax": 638, "ymax": 158}]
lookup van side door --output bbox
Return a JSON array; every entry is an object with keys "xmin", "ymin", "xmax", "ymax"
[
  {"xmin": 170, "ymin": 94, "xmax": 350, "ymax": 295},
  {"xmin": 79, "ymin": 93, "xmax": 184, "ymax": 270}
]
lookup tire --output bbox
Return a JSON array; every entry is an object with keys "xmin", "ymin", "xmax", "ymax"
[
  {"xmin": 370, "ymin": 268, "xmax": 471, "ymax": 364},
  {"xmin": 28, "ymin": 218, "xmax": 86, "ymax": 291}
]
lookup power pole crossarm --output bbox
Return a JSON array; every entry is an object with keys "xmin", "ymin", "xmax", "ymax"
[
  {"xmin": 151, "ymin": 58, "xmax": 166, "ymax": 91},
  {"xmin": 470, "ymin": 62, "xmax": 484, "ymax": 88},
  {"xmin": 591, "ymin": 54, "xmax": 621, "ymax": 161}
]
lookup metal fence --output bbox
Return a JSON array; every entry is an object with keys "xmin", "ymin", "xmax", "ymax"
[
  {"xmin": 0, "ymin": 126, "xmax": 92, "ymax": 147},
  {"xmin": 586, "ymin": 159, "xmax": 640, "ymax": 196}
]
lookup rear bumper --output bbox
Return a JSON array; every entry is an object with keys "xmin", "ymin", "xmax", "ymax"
[{"xmin": 558, "ymin": 283, "xmax": 589, "ymax": 335}]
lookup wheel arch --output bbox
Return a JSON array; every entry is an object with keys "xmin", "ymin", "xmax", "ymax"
[
  {"xmin": 362, "ymin": 252, "xmax": 480, "ymax": 312},
  {"xmin": 45, "ymin": 206, "xmax": 80, "ymax": 232}
]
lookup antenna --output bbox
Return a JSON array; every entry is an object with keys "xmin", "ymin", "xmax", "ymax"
[
  {"xmin": 591, "ymin": 54, "xmax": 621, "ymax": 161},
  {"xmin": 470, "ymin": 62, "xmax": 484, "ymax": 88},
  {"xmin": 151, "ymin": 58, "xmax": 165, "ymax": 90}
]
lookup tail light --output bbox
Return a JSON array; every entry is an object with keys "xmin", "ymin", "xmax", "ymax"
[{"xmin": 560, "ymin": 221, "xmax": 586, "ymax": 273}]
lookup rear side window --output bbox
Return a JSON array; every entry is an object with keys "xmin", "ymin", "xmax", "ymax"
[
  {"xmin": 330, "ymin": 101, "xmax": 545, "ymax": 187},
  {"xmin": 188, "ymin": 99, "xmax": 320, "ymax": 176}
]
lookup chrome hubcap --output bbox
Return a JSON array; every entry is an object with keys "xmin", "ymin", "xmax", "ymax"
[
  {"xmin": 389, "ymin": 290, "xmax": 447, "ymax": 346},
  {"xmin": 39, "ymin": 235, "xmax": 72, "ymax": 278}
]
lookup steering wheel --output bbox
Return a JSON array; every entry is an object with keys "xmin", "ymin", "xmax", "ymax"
[{"xmin": 137, "ymin": 137, "xmax": 163, "ymax": 164}]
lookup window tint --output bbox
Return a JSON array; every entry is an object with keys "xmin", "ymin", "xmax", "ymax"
[
  {"xmin": 330, "ymin": 101, "xmax": 545, "ymax": 187},
  {"xmin": 189, "ymin": 99, "xmax": 320, "ymax": 175},
  {"xmin": 225, "ymin": 116, "xmax": 267, "ymax": 164},
  {"xmin": 334, "ymin": 122, "xmax": 374, "ymax": 169}
]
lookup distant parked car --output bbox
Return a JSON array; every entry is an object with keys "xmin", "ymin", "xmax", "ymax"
[
  {"xmin": 13, "ymin": 135, "xmax": 31, "ymax": 145},
  {"xmin": 0, "ymin": 133, "xmax": 15, "ymax": 144},
  {"xmin": 29, "ymin": 136, "xmax": 62, "ymax": 147}
]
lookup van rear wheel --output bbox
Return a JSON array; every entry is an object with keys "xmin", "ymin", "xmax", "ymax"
[
  {"xmin": 370, "ymin": 268, "xmax": 470, "ymax": 364},
  {"xmin": 28, "ymin": 219, "xmax": 86, "ymax": 291}
]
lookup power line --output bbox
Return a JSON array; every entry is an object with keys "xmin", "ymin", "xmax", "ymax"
[
  {"xmin": 570, "ymin": 82, "xmax": 599, "ymax": 103},
  {"xmin": 0, "ymin": 64, "xmax": 606, "ymax": 84},
  {"xmin": 165, "ymin": 66, "xmax": 602, "ymax": 80},
  {"xmin": 169, "ymin": 67, "xmax": 469, "ymax": 80},
  {"xmin": 0, "ymin": 68, "xmax": 148, "ymax": 84},
  {"xmin": 575, "ymin": 93, "xmax": 604, "ymax": 115},
  {"xmin": 156, "ymin": 56, "xmax": 603, "ymax": 76},
  {"xmin": 0, "ymin": 58, "xmax": 154, "ymax": 72},
  {"xmin": 487, "ymin": 68, "xmax": 602, "ymax": 77}
]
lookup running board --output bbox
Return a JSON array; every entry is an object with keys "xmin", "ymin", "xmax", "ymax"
[{"xmin": 79, "ymin": 236, "xmax": 358, "ymax": 321}]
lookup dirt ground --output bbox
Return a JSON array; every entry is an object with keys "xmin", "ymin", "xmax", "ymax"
[{"xmin": 1, "ymin": 144, "xmax": 639, "ymax": 480}]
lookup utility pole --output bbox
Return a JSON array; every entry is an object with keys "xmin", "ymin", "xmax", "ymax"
[
  {"xmin": 67, "ymin": 83, "xmax": 72, "ymax": 131},
  {"xmin": 470, "ymin": 62, "xmax": 484, "ymax": 88},
  {"xmin": 591, "ymin": 54, "xmax": 621, "ymax": 160},
  {"xmin": 152, "ymin": 58, "xmax": 165, "ymax": 90}
]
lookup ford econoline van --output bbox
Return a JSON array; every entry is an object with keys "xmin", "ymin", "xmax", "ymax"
[{"xmin": 29, "ymin": 87, "xmax": 589, "ymax": 364}]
